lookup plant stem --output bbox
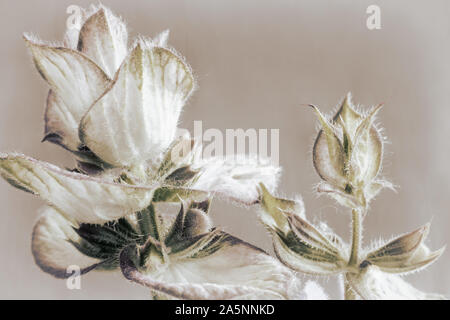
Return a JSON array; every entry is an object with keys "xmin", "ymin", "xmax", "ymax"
[
  {"xmin": 344, "ymin": 207, "xmax": 364, "ymax": 300},
  {"xmin": 348, "ymin": 208, "xmax": 362, "ymax": 267},
  {"xmin": 344, "ymin": 277, "xmax": 357, "ymax": 300}
]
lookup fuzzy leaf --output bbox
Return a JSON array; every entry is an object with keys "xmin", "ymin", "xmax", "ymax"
[
  {"xmin": 258, "ymin": 183, "xmax": 304, "ymax": 233},
  {"xmin": 0, "ymin": 153, "xmax": 156, "ymax": 224},
  {"xmin": 333, "ymin": 93, "xmax": 363, "ymax": 137},
  {"xmin": 366, "ymin": 224, "xmax": 445, "ymax": 274},
  {"xmin": 273, "ymin": 233, "xmax": 345, "ymax": 275},
  {"xmin": 32, "ymin": 206, "xmax": 103, "ymax": 278},
  {"xmin": 367, "ymin": 224, "xmax": 429, "ymax": 261},
  {"xmin": 271, "ymin": 214, "xmax": 347, "ymax": 275},
  {"xmin": 259, "ymin": 187, "xmax": 347, "ymax": 276},
  {"xmin": 311, "ymin": 106, "xmax": 347, "ymax": 188},
  {"xmin": 316, "ymin": 181, "xmax": 360, "ymax": 208},
  {"xmin": 286, "ymin": 212, "xmax": 345, "ymax": 259},
  {"xmin": 350, "ymin": 104, "xmax": 383, "ymax": 184},
  {"xmin": 152, "ymin": 186, "xmax": 209, "ymax": 203}
]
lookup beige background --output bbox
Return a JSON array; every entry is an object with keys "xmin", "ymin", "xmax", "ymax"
[{"xmin": 1, "ymin": 0, "xmax": 449, "ymax": 299}]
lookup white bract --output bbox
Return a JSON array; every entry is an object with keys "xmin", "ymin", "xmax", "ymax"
[
  {"xmin": 21, "ymin": 4, "xmax": 279, "ymax": 202},
  {"xmin": 32, "ymin": 201, "xmax": 305, "ymax": 299}
]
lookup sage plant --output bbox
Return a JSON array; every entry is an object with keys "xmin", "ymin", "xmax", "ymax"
[
  {"xmin": 0, "ymin": 4, "xmax": 325, "ymax": 299},
  {"xmin": 0, "ymin": 4, "xmax": 444, "ymax": 300},
  {"xmin": 259, "ymin": 94, "xmax": 446, "ymax": 299}
]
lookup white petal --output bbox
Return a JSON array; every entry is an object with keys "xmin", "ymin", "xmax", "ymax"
[
  {"xmin": 25, "ymin": 36, "xmax": 110, "ymax": 151},
  {"xmin": 77, "ymin": 6, "xmax": 128, "ymax": 77},
  {"xmin": 80, "ymin": 39, "xmax": 195, "ymax": 167},
  {"xmin": 120, "ymin": 237, "xmax": 301, "ymax": 300},
  {"xmin": 348, "ymin": 265, "xmax": 446, "ymax": 300},
  {"xmin": 32, "ymin": 206, "xmax": 102, "ymax": 278},
  {"xmin": 0, "ymin": 153, "xmax": 156, "ymax": 224},
  {"xmin": 192, "ymin": 156, "xmax": 281, "ymax": 205}
]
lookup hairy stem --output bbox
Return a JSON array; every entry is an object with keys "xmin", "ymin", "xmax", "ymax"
[
  {"xmin": 344, "ymin": 276, "xmax": 357, "ymax": 300},
  {"xmin": 348, "ymin": 208, "xmax": 362, "ymax": 267}
]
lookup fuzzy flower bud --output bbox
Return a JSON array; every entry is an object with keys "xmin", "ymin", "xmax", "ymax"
[{"xmin": 311, "ymin": 93, "xmax": 392, "ymax": 208}]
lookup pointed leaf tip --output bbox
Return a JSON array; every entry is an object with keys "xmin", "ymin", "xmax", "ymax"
[
  {"xmin": 365, "ymin": 223, "xmax": 445, "ymax": 274},
  {"xmin": 258, "ymin": 183, "xmax": 304, "ymax": 232}
]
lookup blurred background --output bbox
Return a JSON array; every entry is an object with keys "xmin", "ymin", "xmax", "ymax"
[{"xmin": 1, "ymin": 0, "xmax": 449, "ymax": 299}]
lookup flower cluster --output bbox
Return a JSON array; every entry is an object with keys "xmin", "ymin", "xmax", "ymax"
[
  {"xmin": 259, "ymin": 95, "xmax": 445, "ymax": 299},
  {"xmin": 0, "ymin": 5, "xmax": 322, "ymax": 300}
]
